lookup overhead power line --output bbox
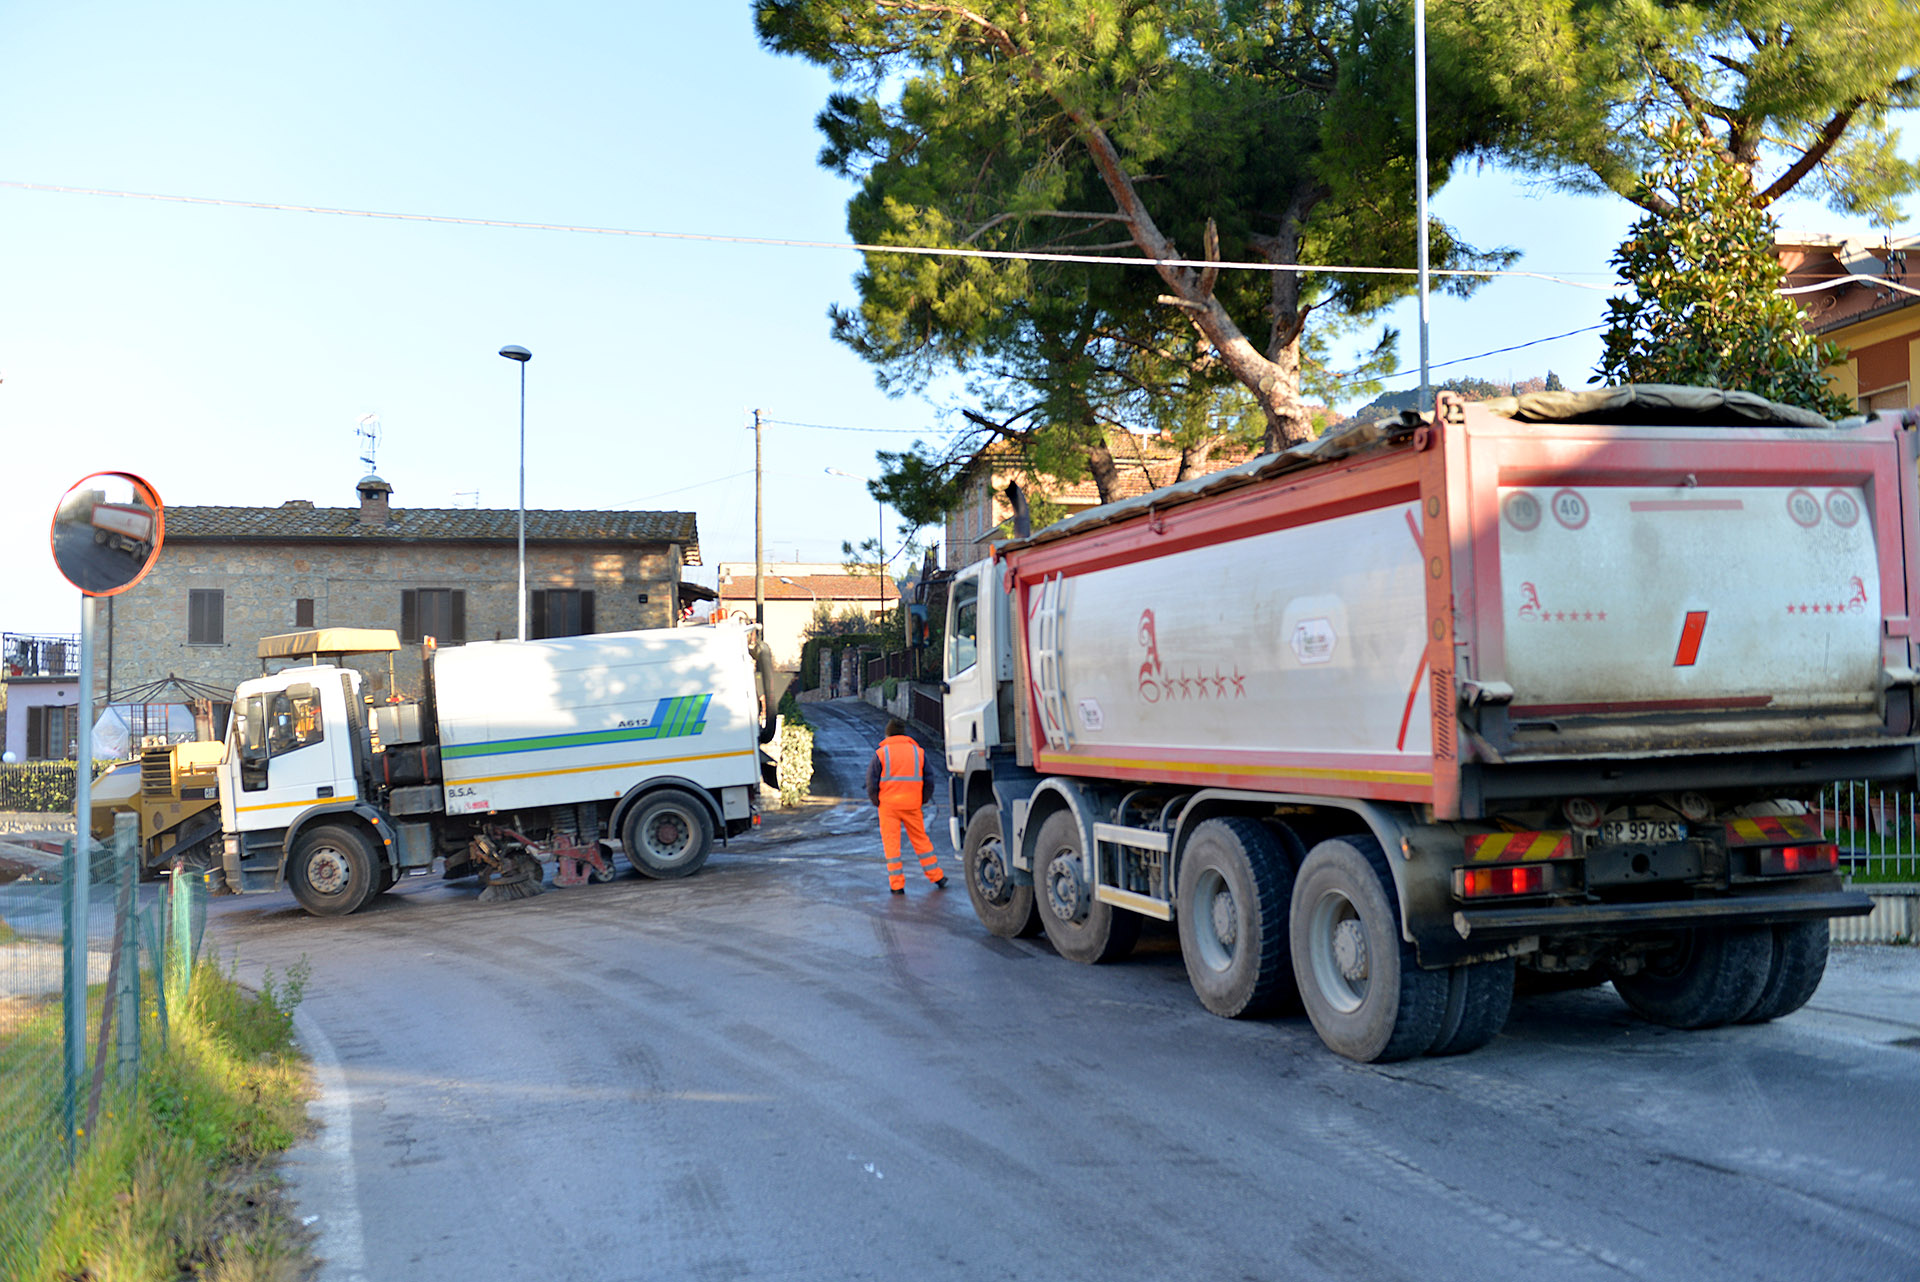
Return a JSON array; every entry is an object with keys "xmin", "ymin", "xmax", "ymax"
[
  {"xmin": 1370, "ymin": 323, "xmax": 1608, "ymax": 382},
  {"xmin": 1, "ymin": 178, "xmax": 1614, "ymax": 290}
]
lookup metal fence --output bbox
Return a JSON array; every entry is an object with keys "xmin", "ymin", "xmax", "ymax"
[
  {"xmin": 0, "ymin": 809, "xmax": 209, "ymax": 1274},
  {"xmin": 1819, "ymin": 781, "xmax": 1920, "ymax": 882}
]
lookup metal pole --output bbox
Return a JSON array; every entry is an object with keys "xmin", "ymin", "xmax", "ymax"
[
  {"xmin": 64, "ymin": 594, "xmax": 96, "ymax": 1160},
  {"xmin": 754, "ymin": 409, "xmax": 765, "ymax": 626},
  {"xmin": 113, "ymin": 812, "xmax": 139, "ymax": 1084},
  {"xmin": 518, "ymin": 358, "xmax": 526, "ymax": 641},
  {"xmin": 1414, "ymin": 0, "xmax": 1433, "ymax": 407}
]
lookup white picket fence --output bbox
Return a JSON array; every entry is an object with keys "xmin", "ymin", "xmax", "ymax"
[{"xmin": 1820, "ymin": 781, "xmax": 1919, "ymax": 944}]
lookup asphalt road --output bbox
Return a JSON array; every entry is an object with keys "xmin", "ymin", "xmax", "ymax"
[{"xmin": 208, "ymin": 699, "xmax": 1920, "ymax": 1282}]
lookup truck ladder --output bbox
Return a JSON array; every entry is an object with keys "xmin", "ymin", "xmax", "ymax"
[{"xmin": 1029, "ymin": 573, "xmax": 1073, "ymax": 752}]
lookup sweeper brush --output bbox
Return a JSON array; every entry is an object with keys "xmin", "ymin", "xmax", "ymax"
[{"xmin": 469, "ymin": 832, "xmax": 546, "ymax": 904}]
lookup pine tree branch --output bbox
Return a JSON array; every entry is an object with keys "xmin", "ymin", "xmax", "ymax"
[{"xmin": 1754, "ymin": 101, "xmax": 1861, "ymax": 208}]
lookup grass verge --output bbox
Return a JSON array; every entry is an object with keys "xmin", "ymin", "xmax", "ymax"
[{"xmin": 0, "ymin": 958, "xmax": 315, "ymax": 1281}]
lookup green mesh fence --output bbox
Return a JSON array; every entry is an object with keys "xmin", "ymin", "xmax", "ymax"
[{"xmin": 0, "ymin": 806, "xmax": 207, "ymax": 1274}]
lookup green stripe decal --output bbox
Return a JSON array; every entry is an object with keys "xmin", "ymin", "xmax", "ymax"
[{"xmin": 442, "ymin": 693, "xmax": 711, "ymax": 761}]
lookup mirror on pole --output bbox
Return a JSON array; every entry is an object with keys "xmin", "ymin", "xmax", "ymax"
[{"xmin": 49, "ymin": 472, "xmax": 165, "ymax": 597}]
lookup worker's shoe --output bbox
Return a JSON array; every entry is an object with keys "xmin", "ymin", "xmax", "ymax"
[
  {"xmin": 890, "ymin": 884, "xmax": 906, "ymax": 895},
  {"xmin": 931, "ymin": 874, "xmax": 948, "ymax": 890}
]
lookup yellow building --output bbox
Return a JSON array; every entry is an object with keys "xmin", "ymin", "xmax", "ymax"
[{"xmin": 1778, "ymin": 233, "xmax": 1920, "ymax": 412}]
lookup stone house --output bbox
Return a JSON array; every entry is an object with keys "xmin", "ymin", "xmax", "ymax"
[
  {"xmin": 942, "ymin": 431, "xmax": 1255, "ymax": 569},
  {"xmin": 96, "ymin": 475, "xmax": 701, "ymax": 722},
  {"xmin": 1778, "ymin": 232, "xmax": 1920, "ymax": 413}
]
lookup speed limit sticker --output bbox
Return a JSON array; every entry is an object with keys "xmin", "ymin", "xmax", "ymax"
[{"xmin": 1550, "ymin": 488, "xmax": 1589, "ymax": 530}]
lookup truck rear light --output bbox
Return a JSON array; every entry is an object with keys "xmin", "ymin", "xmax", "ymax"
[
  {"xmin": 1758, "ymin": 843, "xmax": 1838, "ymax": 875},
  {"xmin": 1456, "ymin": 864, "xmax": 1547, "ymax": 898}
]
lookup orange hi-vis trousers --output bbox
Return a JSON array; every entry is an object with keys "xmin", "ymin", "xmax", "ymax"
[
  {"xmin": 879, "ymin": 801, "xmax": 942, "ymax": 891},
  {"xmin": 875, "ymin": 735, "xmax": 944, "ymax": 891}
]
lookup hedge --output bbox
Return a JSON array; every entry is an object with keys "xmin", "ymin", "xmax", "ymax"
[{"xmin": 0, "ymin": 761, "xmax": 113, "ymax": 814}]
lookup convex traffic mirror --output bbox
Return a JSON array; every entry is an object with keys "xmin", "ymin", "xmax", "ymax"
[{"xmin": 49, "ymin": 472, "xmax": 165, "ymax": 596}]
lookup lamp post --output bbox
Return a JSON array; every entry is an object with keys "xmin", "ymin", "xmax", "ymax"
[
  {"xmin": 825, "ymin": 468, "xmax": 886, "ymax": 620},
  {"xmin": 498, "ymin": 345, "xmax": 532, "ymax": 641}
]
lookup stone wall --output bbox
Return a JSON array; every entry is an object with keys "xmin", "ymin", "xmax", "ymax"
[{"xmin": 96, "ymin": 538, "xmax": 685, "ymax": 703}]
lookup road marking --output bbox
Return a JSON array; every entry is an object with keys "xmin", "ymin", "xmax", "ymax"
[{"xmin": 290, "ymin": 1008, "xmax": 367, "ymax": 1282}]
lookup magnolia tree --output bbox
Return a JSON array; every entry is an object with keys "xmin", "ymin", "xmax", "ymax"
[{"xmin": 1596, "ymin": 125, "xmax": 1853, "ymax": 416}]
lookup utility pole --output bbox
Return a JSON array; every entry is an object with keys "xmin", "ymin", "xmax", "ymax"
[{"xmin": 753, "ymin": 408, "xmax": 765, "ymax": 626}]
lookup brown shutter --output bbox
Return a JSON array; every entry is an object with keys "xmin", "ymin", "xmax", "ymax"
[
  {"xmin": 580, "ymin": 590, "xmax": 595, "ymax": 635},
  {"xmin": 449, "ymin": 591, "xmax": 466, "ymax": 644},
  {"xmin": 401, "ymin": 589, "xmax": 418, "ymax": 643}
]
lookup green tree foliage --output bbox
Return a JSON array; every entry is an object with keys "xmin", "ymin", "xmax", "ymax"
[
  {"xmin": 1596, "ymin": 124, "xmax": 1852, "ymax": 417},
  {"xmin": 1453, "ymin": 0, "xmax": 1920, "ymax": 221},
  {"xmin": 757, "ymin": 0, "xmax": 1516, "ymax": 517}
]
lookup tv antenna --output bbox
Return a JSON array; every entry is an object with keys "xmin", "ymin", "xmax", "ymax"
[{"xmin": 356, "ymin": 413, "xmax": 382, "ymax": 474}]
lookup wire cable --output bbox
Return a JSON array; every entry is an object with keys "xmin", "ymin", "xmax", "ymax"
[{"xmin": 0, "ymin": 178, "xmax": 1616, "ymax": 290}]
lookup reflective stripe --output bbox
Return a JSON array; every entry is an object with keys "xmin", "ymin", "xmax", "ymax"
[{"xmin": 877, "ymin": 738, "xmax": 923, "ymax": 783}]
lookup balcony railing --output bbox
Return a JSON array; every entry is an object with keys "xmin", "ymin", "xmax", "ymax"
[{"xmin": 3, "ymin": 633, "xmax": 82, "ymax": 679}]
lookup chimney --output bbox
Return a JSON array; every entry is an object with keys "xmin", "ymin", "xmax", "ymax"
[{"xmin": 356, "ymin": 474, "xmax": 393, "ymax": 526}]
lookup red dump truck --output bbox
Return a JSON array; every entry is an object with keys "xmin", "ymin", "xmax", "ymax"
[{"xmin": 942, "ymin": 387, "xmax": 1910, "ymax": 1062}]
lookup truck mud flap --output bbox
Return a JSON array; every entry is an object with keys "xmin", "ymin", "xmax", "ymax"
[{"xmin": 1453, "ymin": 889, "xmax": 1872, "ymax": 945}]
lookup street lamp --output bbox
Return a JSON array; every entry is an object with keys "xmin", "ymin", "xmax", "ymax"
[
  {"xmin": 498, "ymin": 345, "xmax": 531, "ymax": 641},
  {"xmin": 825, "ymin": 468, "xmax": 886, "ymax": 619},
  {"xmin": 777, "ymin": 575, "xmax": 817, "ymax": 601}
]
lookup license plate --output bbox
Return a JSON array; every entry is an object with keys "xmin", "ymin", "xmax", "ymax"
[{"xmin": 1598, "ymin": 819, "xmax": 1686, "ymax": 845}]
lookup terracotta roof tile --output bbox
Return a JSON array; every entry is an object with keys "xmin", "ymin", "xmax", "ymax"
[
  {"xmin": 163, "ymin": 505, "xmax": 701, "ymax": 562},
  {"xmin": 718, "ymin": 572, "xmax": 897, "ymax": 602}
]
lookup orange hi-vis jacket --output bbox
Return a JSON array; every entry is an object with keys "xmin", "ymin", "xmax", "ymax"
[{"xmin": 866, "ymin": 734, "xmax": 934, "ymax": 808}]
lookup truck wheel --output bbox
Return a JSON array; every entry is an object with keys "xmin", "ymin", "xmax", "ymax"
[
  {"xmin": 963, "ymin": 805, "xmax": 1039, "ymax": 938},
  {"xmin": 1737, "ymin": 920, "xmax": 1829, "ymax": 1024},
  {"xmin": 1611, "ymin": 926, "xmax": 1771, "ymax": 1029},
  {"xmin": 623, "ymin": 789, "xmax": 714, "ymax": 879},
  {"xmin": 1290, "ymin": 835, "xmax": 1447, "ymax": 1063},
  {"xmin": 1426, "ymin": 958, "xmax": 1515, "ymax": 1056},
  {"xmin": 1177, "ymin": 817, "xmax": 1298, "ymax": 1018},
  {"xmin": 289, "ymin": 824, "xmax": 376, "ymax": 917},
  {"xmin": 1033, "ymin": 810, "xmax": 1139, "ymax": 964}
]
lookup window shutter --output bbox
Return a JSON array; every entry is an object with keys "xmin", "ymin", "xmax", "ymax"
[
  {"xmin": 401, "ymin": 589, "xmax": 418, "ymax": 643},
  {"xmin": 529, "ymin": 590, "xmax": 548, "ymax": 640},
  {"xmin": 188, "ymin": 589, "xmax": 225, "ymax": 645},
  {"xmin": 580, "ymin": 591, "xmax": 595, "ymax": 635},
  {"xmin": 295, "ymin": 598, "xmax": 314, "ymax": 628},
  {"xmin": 449, "ymin": 591, "xmax": 466, "ymax": 644}
]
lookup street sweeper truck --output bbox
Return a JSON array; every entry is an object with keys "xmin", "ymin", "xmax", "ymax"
[
  {"xmin": 943, "ymin": 387, "xmax": 1907, "ymax": 1062},
  {"xmin": 216, "ymin": 622, "xmax": 776, "ymax": 915}
]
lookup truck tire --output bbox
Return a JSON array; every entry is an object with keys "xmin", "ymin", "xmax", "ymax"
[
  {"xmin": 1611, "ymin": 926, "xmax": 1772, "ymax": 1029},
  {"xmin": 1290, "ymin": 835, "xmax": 1447, "ymax": 1063},
  {"xmin": 1033, "ymin": 809, "xmax": 1139, "ymax": 964},
  {"xmin": 1426, "ymin": 958, "xmax": 1515, "ymax": 1056},
  {"xmin": 1177, "ymin": 817, "xmax": 1298, "ymax": 1018},
  {"xmin": 623, "ymin": 789, "xmax": 714, "ymax": 880},
  {"xmin": 1737, "ymin": 919, "xmax": 1829, "ymax": 1024},
  {"xmin": 963, "ymin": 805, "xmax": 1039, "ymax": 939},
  {"xmin": 289, "ymin": 824, "xmax": 377, "ymax": 917}
]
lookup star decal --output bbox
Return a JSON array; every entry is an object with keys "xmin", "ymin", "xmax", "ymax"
[
  {"xmin": 1230, "ymin": 668, "xmax": 1247, "ymax": 697},
  {"xmin": 1213, "ymin": 669, "xmax": 1229, "ymax": 697}
]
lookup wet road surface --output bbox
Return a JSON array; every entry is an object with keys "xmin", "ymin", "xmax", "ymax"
[{"xmin": 207, "ymin": 698, "xmax": 1920, "ymax": 1282}]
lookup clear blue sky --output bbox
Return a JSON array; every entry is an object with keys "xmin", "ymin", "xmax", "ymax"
[{"xmin": 1, "ymin": 2, "xmax": 1909, "ymax": 636}]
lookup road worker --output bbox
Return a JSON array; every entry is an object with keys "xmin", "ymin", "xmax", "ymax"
[{"xmin": 865, "ymin": 718, "xmax": 946, "ymax": 894}]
